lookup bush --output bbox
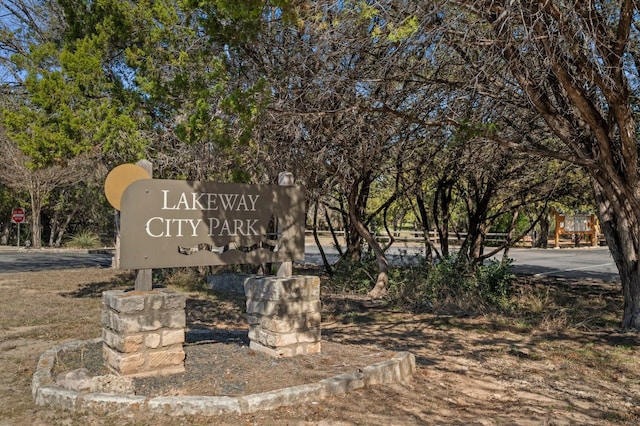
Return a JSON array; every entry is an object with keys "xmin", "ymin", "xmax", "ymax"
[
  {"xmin": 413, "ymin": 256, "xmax": 515, "ymax": 312},
  {"xmin": 476, "ymin": 258, "xmax": 515, "ymax": 304},
  {"xmin": 322, "ymin": 252, "xmax": 515, "ymax": 313},
  {"xmin": 323, "ymin": 253, "xmax": 381, "ymax": 295},
  {"xmin": 64, "ymin": 231, "xmax": 102, "ymax": 249}
]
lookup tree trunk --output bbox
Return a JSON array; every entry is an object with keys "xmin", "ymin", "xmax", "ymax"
[
  {"xmin": 380, "ymin": 205, "xmax": 395, "ymax": 252},
  {"xmin": 434, "ymin": 180, "xmax": 453, "ymax": 258},
  {"xmin": 312, "ymin": 201, "xmax": 333, "ymax": 275},
  {"xmin": 415, "ymin": 187, "xmax": 435, "ymax": 264},
  {"xmin": 392, "ymin": 208, "xmax": 405, "ymax": 237},
  {"xmin": 29, "ymin": 185, "xmax": 42, "ymax": 249},
  {"xmin": 593, "ymin": 180, "xmax": 640, "ymax": 330},
  {"xmin": 48, "ymin": 203, "xmax": 62, "ymax": 247},
  {"xmin": 345, "ymin": 176, "xmax": 372, "ymax": 262},
  {"xmin": 340, "ymin": 194, "xmax": 363, "ymax": 262},
  {"xmin": 458, "ymin": 181, "xmax": 493, "ymax": 265},
  {"xmin": 323, "ymin": 206, "xmax": 344, "ymax": 257},
  {"xmin": 534, "ymin": 211, "xmax": 550, "ymax": 248},
  {"xmin": 348, "ymin": 178, "xmax": 389, "ymax": 299},
  {"xmin": 54, "ymin": 207, "xmax": 78, "ymax": 247},
  {"xmin": 502, "ymin": 210, "xmax": 520, "ymax": 263}
]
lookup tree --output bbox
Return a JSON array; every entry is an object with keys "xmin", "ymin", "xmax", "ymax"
[
  {"xmin": 1, "ymin": 0, "xmax": 299, "ymax": 244},
  {"xmin": 44, "ymin": 176, "xmax": 114, "ymax": 247},
  {"xmin": 420, "ymin": 1, "xmax": 640, "ymax": 328},
  {"xmin": 0, "ymin": 134, "xmax": 94, "ymax": 247},
  {"xmin": 0, "ymin": 0, "xmax": 148, "ymax": 246},
  {"xmin": 243, "ymin": 1, "xmax": 454, "ymax": 297},
  {"xmin": 109, "ymin": 0, "xmax": 295, "ymax": 182},
  {"xmin": 0, "ymin": 1, "xmax": 147, "ymax": 166}
]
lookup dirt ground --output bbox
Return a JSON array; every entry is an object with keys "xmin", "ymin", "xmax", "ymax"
[{"xmin": 1, "ymin": 267, "xmax": 640, "ymax": 425}]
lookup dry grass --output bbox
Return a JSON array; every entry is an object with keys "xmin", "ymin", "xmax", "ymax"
[{"xmin": 1, "ymin": 268, "xmax": 640, "ymax": 425}]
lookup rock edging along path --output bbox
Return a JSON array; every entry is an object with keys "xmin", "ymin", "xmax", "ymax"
[{"xmin": 32, "ymin": 338, "xmax": 416, "ymax": 416}]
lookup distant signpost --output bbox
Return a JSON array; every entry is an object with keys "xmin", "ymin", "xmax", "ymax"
[
  {"xmin": 11, "ymin": 207, "xmax": 25, "ymax": 247},
  {"xmin": 11, "ymin": 207, "xmax": 25, "ymax": 224},
  {"xmin": 554, "ymin": 211, "xmax": 599, "ymax": 248}
]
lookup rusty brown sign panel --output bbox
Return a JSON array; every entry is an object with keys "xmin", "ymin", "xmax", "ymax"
[{"xmin": 119, "ymin": 179, "xmax": 305, "ymax": 269}]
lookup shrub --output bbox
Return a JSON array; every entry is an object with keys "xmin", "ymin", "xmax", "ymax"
[
  {"xmin": 476, "ymin": 258, "xmax": 515, "ymax": 304},
  {"xmin": 323, "ymin": 253, "xmax": 380, "ymax": 295},
  {"xmin": 64, "ymin": 231, "xmax": 101, "ymax": 249},
  {"xmin": 322, "ymin": 252, "xmax": 515, "ymax": 313},
  {"xmin": 367, "ymin": 255, "xmax": 518, "ymax": 313},
  {"xmin": 413, "ymin": 256, "xmax": 515, "ymax": 312}
]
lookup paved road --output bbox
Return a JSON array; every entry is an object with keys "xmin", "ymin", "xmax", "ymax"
[
  {"xmin": 0, "ymin": 249, "xmax": 113, "ymax": 273},
  {"xmin": 502, "ymin": 247, "xmax": 619, "ymax": 282},
  {"xmin": 0, "ymin": 245, "xmax": 620, "ymax": 281}
]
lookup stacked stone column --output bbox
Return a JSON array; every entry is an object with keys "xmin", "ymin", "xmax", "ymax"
[
  {"xmin": 245, "ymin": 276, "xmax": 321, "ymax": 357},
  {"xmin": 102, "ymin": 288, "xmax": 186, "ymax": 377}
]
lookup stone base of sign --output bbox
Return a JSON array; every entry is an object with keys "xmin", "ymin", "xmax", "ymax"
[
  {"xmin": 33, "ymin": 337, "xmax": 416, "ymax": 416},
  {"xmin": 102, "ymin": 289, "xmax": 186, "ymax": 377},
  {"xmin": 244, "ymin": 276, "xmax": 321, "ymax": 357}
]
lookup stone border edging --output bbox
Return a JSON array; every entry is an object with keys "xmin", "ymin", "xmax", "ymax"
[{"xmin": 32, "ymin": 338, "xmax": 416, "ymax": 416}]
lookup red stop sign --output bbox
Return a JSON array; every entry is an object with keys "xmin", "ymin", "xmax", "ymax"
[{"xmin": 11, "ymin": 208, "xmax": 25, "ymax": 224}]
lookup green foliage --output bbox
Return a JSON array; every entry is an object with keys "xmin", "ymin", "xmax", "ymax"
[
  {"xmin": 413, "ymin": 256, "xmax": 515, "ymax": 311},
  {"xmin": 0, "ymin": 183, "xmax": 22, "ymax": 214},
  {"xmin": 475, "ymin": 259, "xmax": 516, "ymax": 303},
  {"xmin": 490, "ymin": 212, "xmax": 531, "ymax": 235},
  {"xmin": 454, "ymin": 119, "xmax": 498, "ymax": 143},
  {"xmin": 550, "ymin": 166, "xmax": 597, "ymax": 214},
  {"xmin": 64, "ymin": 231, "xmax": 101, "ymax": 248},
  {"xmin": 388, "ymin": 15, "xmax": 419, "ymax": 42},
  {"xmin": 1, "ymin": 27, "xmax": 147, "ymax": 169},
  {"xmin": 323, "ymin": 253, "xmax": 515, "ymax": 313},
  {"xmin": 101, "ymin": 0, "xmax": 279, "ymax": 180},
  {"xmin": 358, "ymin": 1, "xmax": 380, "ymax": 20}
]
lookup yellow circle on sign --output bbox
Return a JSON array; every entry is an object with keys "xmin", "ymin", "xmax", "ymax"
[{"xmin": 104, "ymin": 164, "xmax": 151, "ymax": 211}]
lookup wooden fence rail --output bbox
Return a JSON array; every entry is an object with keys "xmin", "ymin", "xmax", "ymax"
[{"xmin": 304, "ymin": 230, "xmax": 527, "ymax": 247}]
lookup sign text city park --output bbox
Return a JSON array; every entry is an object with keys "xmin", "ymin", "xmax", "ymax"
[{"xmin": 119, "ymin": 179, "xmax": 305, "ymax": 269}]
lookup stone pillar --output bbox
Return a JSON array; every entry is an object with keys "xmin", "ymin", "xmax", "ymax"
[
  {"xmin": 102, "ymin": 289, "xmax": 186, "ymax": 377},
  {"xmin": 245, "ymin": 276, "xmax": 321, "ymax": 358}
]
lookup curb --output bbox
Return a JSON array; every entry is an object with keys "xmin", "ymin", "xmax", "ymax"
[{"xmin": 32, "ymin": 338, "xmax": 416, "ymax": 417}]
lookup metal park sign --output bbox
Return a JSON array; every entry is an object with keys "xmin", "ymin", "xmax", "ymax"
[{"xmin": 118, "ymin": 179, "xmax": 305, "ymax": 269}]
